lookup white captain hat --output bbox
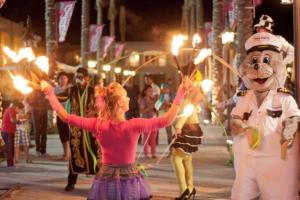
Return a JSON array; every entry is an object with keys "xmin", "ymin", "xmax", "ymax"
[{"xmin": 245, "ymin": 32, "xmax": 282, "ymax": 54}]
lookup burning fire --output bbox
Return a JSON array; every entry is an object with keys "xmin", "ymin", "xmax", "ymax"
[
  {"xmin": 192, "ymin": 34, "xmax": 201, "ymax": 48},
  {"xmin": 3, "ymin": 46, "xmax": 36, "ymax": 63},
  {"xmin": 194, "ymin": 48, "xmax": 212, "ymax": 65},
  {"xmin": 35, "ymin": 56, "xmax": 49, "ymax": 73},
  {"xmin": 10, "ymin": 74, "xmax": 33, "ymax": 94},
  {"xmin": 171, "ymin": 34, "xmax": 188, "ymax": 56},
  {"xmin": 181, "ymin": 104, "xmax": 195, "ymax": 117},
  {"xmin": 18, "ymin": 47, "xmax": 35, "ymax": 62}
]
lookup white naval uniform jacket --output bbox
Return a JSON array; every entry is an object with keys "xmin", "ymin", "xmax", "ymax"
[{"xmin": 231, "ymin": 89, "xmax": 300, "ymax": 157}]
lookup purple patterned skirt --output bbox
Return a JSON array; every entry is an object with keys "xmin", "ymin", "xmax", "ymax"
[{"xmin": 87, "ymin": 164, "xmax": 152, "ymax": 200}]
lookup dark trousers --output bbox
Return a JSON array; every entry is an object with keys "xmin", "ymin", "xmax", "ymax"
[
  {"xmin": 68, "ymin": 164, "xmax": 78, "ymax": 185},
  {"xmin": 57, "ymin": 117, "xmax": 69, "ymax": 143},
  {"xmin": 1, "ymin": 132, "xmax": 14, "ymax": 166},
  {"xmin": 32, "ymin": 110, "xmax": 48, "ymax": 154},
  {"xmin": 165, "ymin": 126, "xmax": 173, "ymax": 144}
]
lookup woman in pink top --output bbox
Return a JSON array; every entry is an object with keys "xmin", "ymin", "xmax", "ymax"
[{"xmin": 41, "ymin": 78, "xmax": 191, "ymax": 200}]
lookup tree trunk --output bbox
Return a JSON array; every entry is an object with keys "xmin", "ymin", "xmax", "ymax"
[
  {"xmin": 181, "ymin": 0, "xmax": 190, "ymax": 34},
  {"xmin": 235, "ymin": 0, "xmax": 253, "ymax": 68},
  {"xmin": 96, "ymin": 0, "xmax": 103, "ymax": 72},
  {"xmin": 212, "ymin": 0, "xmax": 224, "ymax": 121},
  {"xmin": 45, "ymin": 0, "xmax": 57, "ymax": 80},
  {"xmin": 119, "ymin": 5, "xmax": 126, "ymax": 42},
  {"xmin": 189, "ymin": 0, "xmax": 196, "ymax": 38},
  {"xmin": 195, "ymin": 0, "xmax": 204, "ymax": 33},
  {"xmin": 108, "ymin": 0, "xmax": 116, "ymax": 83},
  {"xmin": 81, "ymin": 0, "xmax": 90, "ymax": 68}
]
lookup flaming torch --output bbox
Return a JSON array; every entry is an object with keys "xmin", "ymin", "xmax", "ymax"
[
  {"xmin": 188, "ymin": 34, "xmax": 202, "ymax": 75},
  {"xmin": 10, "ymin": 74, "xmax": 33, "ymax": 94},
  {"xmin": 191, "ymin": 48, "xmax": 212, "ymax": 77},
  {"xmin": 171, "ymin": 34, "xmax": 187, "ymax": 70}
]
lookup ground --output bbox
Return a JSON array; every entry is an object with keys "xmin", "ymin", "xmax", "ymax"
[{"xmin": 0, "ymin": 125, "xmax": 234, "ymax": 200}]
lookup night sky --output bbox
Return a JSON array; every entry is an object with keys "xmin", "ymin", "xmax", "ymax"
[{"xmin": 0, "ymin": 0, "xmax": 294, "ymax": 45}]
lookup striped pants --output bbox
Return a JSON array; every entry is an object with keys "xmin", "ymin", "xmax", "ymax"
[{"xmin": 1, "ymin": 132, "xmax": 14, "ymax": 167}]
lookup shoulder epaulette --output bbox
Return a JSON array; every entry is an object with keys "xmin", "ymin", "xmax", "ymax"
[
  {"xmin": 277, "ymin": 88, "xmax": 293, "ymax": 95},
  {"xmin": 236, "ymin": 89, "xmax": 247, "ymax": 97}
]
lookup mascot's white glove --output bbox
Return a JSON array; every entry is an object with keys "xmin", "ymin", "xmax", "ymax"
[
  {"xmin": 281, "ymin": 116, "xmax": 299, "ymax": 160},
  {"xmin": 282, "ymin": 116, "xmax": 299, "ymax": 147}
]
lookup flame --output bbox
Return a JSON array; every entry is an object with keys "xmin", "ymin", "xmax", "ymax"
[
  {"xmin": 221, "ymin": 32, "xmax": 234, "ymax": 45},
  {"xmin": 192, "ymin": 34, "xmax": 202, "ymax": 48},
  {"xmin": 3, "ymin": 46, "xmax": 36, "ymax": 63},
  {"xmin": 194, "ymin": 48, "xmax": 212, "ymax": 65},
  {"xmin": 35, "ymin": 56, "xmax": 49, "ymax": 73},
  {"xmin": 18, "ymin": 47, "xmax": 35, "ymax": 61},
  {"xmin": 201, "ymin": 79, "xmax": 214, "ymax": 93},
  {"xmin": 3, "ymin": 46, "xmax": 19, "ymax": 63},
  {"xmin": 10, "ymin": 74, "xmax": 33, "ymax": 94},
  {"xmin": 171, "ymin": 34, "xmax": 188, "ymax": 56},
  {"xmin": 182, "ymin": 104, "xmax": 195, "ymax": 117}
]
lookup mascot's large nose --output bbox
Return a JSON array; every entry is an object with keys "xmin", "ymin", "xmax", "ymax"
[{"xmin": 254, "ymin": 63, "xmax": 260, "ymax": 70}]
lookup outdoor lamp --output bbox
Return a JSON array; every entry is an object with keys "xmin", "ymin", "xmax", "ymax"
[
  {"xmin": 114, "ymin": 67, "xmax": 121, "ymax": 74},
  {"xmin": 103, "ymin": 64, "xmax": 111, "ymax": 72},
  {"xmin": 221, "ymin": 32, "xmax": 234, "ymax": 45},
  {"xmin": 88, "ymin": 60, "xmax": 97, "ymax": 68},
  {"xmin": 129, "ymin": 52, "xmax": 140, "ymax": 67},
  {"xmin": 281, "ymin": 0, "xmax": 293, "ymax": 4}
]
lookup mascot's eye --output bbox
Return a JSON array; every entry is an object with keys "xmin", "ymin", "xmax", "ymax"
[
  {"xmin": 251, "ymin": 57, "xmax": 258, "ymax": 64},
  {"xmin": 263, "ymin": 55, "xmax": 270, "ymax": 64}
]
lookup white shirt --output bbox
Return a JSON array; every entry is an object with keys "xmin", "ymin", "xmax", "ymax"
[
  {"xmin": 231, "ymin": 90, "xmax": 300, "ymax": 156},
  {"xmin": 277, "ymin": 35, "xmax": 294, "ymax": 65},
  {"xmin": 151, "ymin": 83, "xmax": 161, "ymax": 97}
]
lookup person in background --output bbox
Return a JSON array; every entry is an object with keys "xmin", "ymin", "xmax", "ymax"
[
  {"xmin": 124, "ymin": 77, "xmax": 140, "ymax": 120},
  {"xmin": 254, "ymin": 14, "xmax": 294, "ymax": 65},
  {"xmin": 54, "ymin": 71, "xmax": 70, "ymax": 161},
  {"xmin": 26, "ymin": 89, "xmax": 49, "ymax": 157},
  {"xmin": 158, "ymin": 83, "xmax": 174, "ymax": 145},
  {"xmin": 14, "ymin": 100, "xmax": 32, "ymax": 164},
  {"xmin": 144, "ymin": 75, "xmax": 161, "ymax": 101},
  {"xmin": 1, "ymin": 101, "xmax": 24, "ymax": 167},
  {"xmin": 124, "ymin": 77, "xmax": 141, "ymax": 144},
  {"xmin": 139, "ymin": 85, "xmax": 158, "ymax": 158}
]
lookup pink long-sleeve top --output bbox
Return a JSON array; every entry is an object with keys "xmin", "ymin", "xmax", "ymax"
[{"xmin": 45, "ymin": 88, "xmax": 168, "ymax": 165}]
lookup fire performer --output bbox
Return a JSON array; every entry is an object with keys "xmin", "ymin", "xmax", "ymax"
[
  {"xmin": 40, "ymin": 75, "xmax": 192, "ymax": 200},
  {"xmin": 63, "ymin": 67, "xmax": 101, "ymax": 191},
  {"xmin": 171, "ymin": 84, "xmax": 204, "ymax": 200}
]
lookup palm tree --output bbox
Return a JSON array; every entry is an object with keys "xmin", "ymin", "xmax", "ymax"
[
  {"xmin": 81, "ymin": 0, "xmax": 90, "ymax": 68},
  {"xmin": 212, "ymin": 0, "xmax": 224, "ymax": 121},
  {"xmin": 96, "ymin": 0, "xmax": 103, "ymax": 72},
  {"xmin": 119, "ymin": 5, "xmax": 126, "ymax": 42},
  {"xmin": 189, "ymin": 0, "xmax": 195, "ymax": 37},
  {"xmin": 107, "ymin": 0, "xmax": 116, "ymax": 83},
  {"xmin": 235, "ymin": 0, "xmax": 253, "ymax": 68},
  {"xmin": 181, "ymin": 0, "xmax": 190, "ymax": 34},
  {"xmin": 45, "ymin": 0, "xmax": 57, "ymax": 80},
  {"xmin": 195, "ymin": 0, "xmax": 204, "ymax": 34}
]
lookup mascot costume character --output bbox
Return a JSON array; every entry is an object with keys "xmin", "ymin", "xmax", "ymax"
[{"xmin": 230, "ymin": 32, "xmax": 300, "ymax": 199}]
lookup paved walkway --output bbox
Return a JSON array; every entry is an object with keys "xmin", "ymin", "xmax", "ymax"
[{"xmin": 0, "ymin": 125, "xmax": 234, "ymax": 200}]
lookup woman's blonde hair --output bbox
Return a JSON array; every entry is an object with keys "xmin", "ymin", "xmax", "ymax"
[{"xmin": 95, "ymin": 82, "xmax": 124, "ymax": 121}]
